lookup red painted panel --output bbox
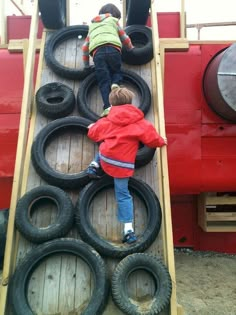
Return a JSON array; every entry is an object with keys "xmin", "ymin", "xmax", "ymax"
[
  {"xmin": 164, "ymin": 43, "xmax": 236, "ymax": 194},
  {"xmin": 0, "ymin": 114, "xmax": 19, "ymax": 177},
  {"xmin": 164, "ymin": 46, "xmax": 202, "ymax": 194},
  {"xmin": 7, "ymin": 16, "xmax": 43, "ymax": 41},
  {"xmin": 146, "ymin": 12, "xmax": 180, "ymax": 38},
  {"xmin": 0, "ymin": 178, "xmax": 13, "ymax": 208},
  {"xmin": 0, "ymin": 51, "xmax": 24, "ymax": 113},
  {"xmin": 0, "ymin": 114, "xmax": 19, "ymax": 140},
  {"xmin": 164, "ymin": 46, "xmax": 202, "ymax": 114},
  {"xmin": 172, "ymin": 196, "xmax": 236, "ymax": 253},
  {"xmin": 194, "ymin": 228, "xmax": 236, "ymax": 254},
  {"xmin": 171, "ymin": 195, "xmax": 196, "ymax": 247},
  {"xmin": 167, "ymin": 124, "xmax": 201, "ymax": 194},
  {"xmin": 0, "ymin": 50, "xmax": 39, "ymax": 114}
]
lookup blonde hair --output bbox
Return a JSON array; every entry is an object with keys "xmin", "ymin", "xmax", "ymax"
[{"xmin": 109, "ymin": 87, "xmax": 134, "ymax": 106}]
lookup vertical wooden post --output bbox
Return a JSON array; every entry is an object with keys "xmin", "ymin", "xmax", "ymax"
[
  {"xmin": 180, "ymin": 0, "xmax": 186, "ymax": 38},
  {"xmin": 150, "ymin": 0, "xmax": 180, "ymax": 314},
  {"xmin": 122, "ymin": 0, "xmax": 126, "ymax": 27},
  {"xmin": 66, "ymin": 0, "xmax": 70, "ymax": 26},
  {"xmin": 0, "ymin": 0, "xmax": 7, "ymax": 44}
]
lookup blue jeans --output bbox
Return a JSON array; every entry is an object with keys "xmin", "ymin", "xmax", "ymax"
[
  {"xmin": 114, "ymin": 177, "xmax": 133, "ymax": 223},
  {"xmin": 93, "ymin": 46, "xmax": 122, "ymax": 109},
  {"xmin": 92, "ymin": 153, "xmax": 133, "ymax": 223}
]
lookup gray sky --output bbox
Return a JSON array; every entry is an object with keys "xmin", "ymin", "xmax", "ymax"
[{"xmin": 6, "ymin": 0, "xmax": 236, "ymax": 40}]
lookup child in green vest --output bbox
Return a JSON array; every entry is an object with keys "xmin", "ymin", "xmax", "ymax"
[{"xmin": 82, "ymin": 3, "xmax": 134, "ymax": 117}]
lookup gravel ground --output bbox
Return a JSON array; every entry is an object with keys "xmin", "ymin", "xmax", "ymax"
[{"xmin": 174, "ymin": 248, "xmax": 236, "ymax": 315}]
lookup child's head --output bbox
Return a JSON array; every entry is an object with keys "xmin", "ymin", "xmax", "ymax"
[
  {"xmin": 99, "ymin": 3, "xmax": 121, "ymax": 19},
  {"xmin": 109, "ymin": 87, "xmax": 134, "ymax": 106}
]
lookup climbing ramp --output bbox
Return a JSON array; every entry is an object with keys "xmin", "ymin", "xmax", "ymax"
[{"xmin": 0, "ymin": 1, "xmax": 184, "ymax": 314}]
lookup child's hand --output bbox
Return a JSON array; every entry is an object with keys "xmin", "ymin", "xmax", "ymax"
[
  {"xmin": 128, "ymin": 46, "xmax": 134, "ymax": 51},
  {"xmin": 163, "ymin": 137, "xmax": 168, "ymax": 145},
  {"xmin": 87, "ymin": 123, "xmax": 95, "ymax": 129}
]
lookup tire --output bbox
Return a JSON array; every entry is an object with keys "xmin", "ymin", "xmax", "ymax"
[
  {"xmin": 126, "ymin": 0, "xmax": 151, "ymax": 26},
  {"xmin": 44, "ymin": 25, "xmax": 94, "ymax": 80},
  {"xmin": 8, "ymin": 238, "xmax": 109, "ymax": 315},
  {"xmin": 112, "ymin": 253, "xmax": 172, "ymax": 315},
  {"xmin": 39, "ymin": 0, "xmax": 66, "ymax": 29},
  {"xmin": 31, "ymin": 116, "xmax": 93, "ymax": 189},
  {"xmin": 77, "ymin": 68, "xmax": 151, "ymax": 122},
  {"xmin": 15, "ymin": 185, "xmax": 74, "ymax": 243},
  {"xmin": 0, "ymin": 208, "xmax": 9, "ymax": 268},
  {"xmin": 122, "ymin": 25, "xmax": 153, "ymax": 65},
  {"xmin": 135, "ymin": 144, "xmax": 156, "ymax": 168},
  {"xmin": 75, "ymin": 176, "xmax": 162, "ymax": 258},
  {"xmin": 36, "ymin": 82, "xmax": 76, "ymax": 119}
]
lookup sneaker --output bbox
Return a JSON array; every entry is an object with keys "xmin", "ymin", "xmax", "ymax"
[
  {"xmin": 111, "ymin": 83, "xmax": 120, "ymax": 90},
  {"xmin": 122, "ymin": 230, "xmax": 137, "ymax": 244},
  {"xmin": 100, "ymin": 107, "xmax": 111, "ymax": 117},
  {"xmin": 86, "ymin": 165, "xmax": 101, "ymax": 179}
]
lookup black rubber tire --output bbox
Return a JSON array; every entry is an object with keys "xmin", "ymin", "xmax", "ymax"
[
  {"xmin": 44, "ymin": 25, "xmax": 94, "ymax": 80},
  {"xmin": 39, "ymin": 0, "xmax": 66, "ymax": 29},
  {"xmin": 15, "ymin": 185, "xmax": 74, "ymax": 243},
  {"xmin": 36, "ymin": 82, "xmax": 76, "ymax": 119},
  {"xmin": 31, "ymin": 116, "xmax": 93, "ymax": 189},
  {"xmin": 135, "ymin": 144, "xmax": 156, "ymax": 168},
  {"xmin": 0, "ymin": 208, "xmax": 9, "ymax": 268},
  {"xmin": 75, "ymin": 175, "xmax": 162, "ymax": 258},
  {"xmin": 122, "ymin": 25, "xmax": 153, "ymax": 65},
  {"xmin": 126, "ymin": 0, "xmax": 151, "ymax": 26},
  {"xmin": 77, "ymin": 68, "xmax": 151, "ymax": 122},
  {"xmin": 112, "ymin": 253, "xmax": 172, "ymax": 315},
  {"xmin": 8, "ymin": 238, "xmax": 109, "ymax": 315}
]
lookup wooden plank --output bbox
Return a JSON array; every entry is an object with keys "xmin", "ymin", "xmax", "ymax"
[
  {"xmin": 8, "ymin": 39, "xmax": 41, "ymax": 52},
  {"xmin": 150, "ymin": 1, "xmax": 179, "ymax": 314},
  {"xmin": 0, "ymin": 0, "xmax": 7, "ymax": 45},
  {"xmin": 197, "ymin": 193, "xmax": 207, "ymax": 231},
  {"xmin": 160, "ymin": 38, "xmax": 189, "ymax": 51},
  {"xmin": 206, "ymin": 212, "xmax": 236, "ymax": 221},
  {"xmin": 206, "ymin": 196, "xmax": 236, "ymax": 205},
  {"xmin": 205, "ymin": 225, "xmax": 236, "ymax": 232},
  {"xmin": 180, "ymin": 0, "xmax": 186, "ymax": 38},
  {"xmin": 189, "ymin": 40, "xmax": 236, "ymax": 44},
  {"xmin": 177, "ymin": 303, "xmax": 185, "ymax": 315}
]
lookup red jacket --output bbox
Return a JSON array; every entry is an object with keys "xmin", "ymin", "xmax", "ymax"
[{"xmin": 88, "ymin": 104, "xmax": 166, "ymax": 178}]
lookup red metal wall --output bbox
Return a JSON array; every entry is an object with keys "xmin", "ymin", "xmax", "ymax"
[
  {"xmin": 164, "ymin": 43, "xmax": 236, "ymax": 194},
  {"xmin": 147, "ymin": 12, "xmax": 181, "ymax": 38},
  {"xmin": 165, "ymin": 44, "xmax": 236, "ymax": 253},
  {"xmin": 0, "ymin": 50, "xmax": 22, "ymax": 207},
  {"xmin": 0, "ymin": 49, "xmax": 39, "ymax": 208},
  {"xmin": 171, "ymin": 195, "xmax": 236, "ymax": 254},
  {"xmin": 7, "ymin": 16, "xmax": 43, "ymax": 41}
]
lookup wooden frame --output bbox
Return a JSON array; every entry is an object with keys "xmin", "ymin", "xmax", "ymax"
[
  {"xmin": 198, "ymin": 193, "xmax": 236, "ymax": 232},
  {"xmin": 150, "ymin": 1, "xmax": 183, "ymax": 314}
]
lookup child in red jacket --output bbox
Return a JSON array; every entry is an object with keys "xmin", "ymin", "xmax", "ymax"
[
  {"xmin": 87, "ymin": 87, "xmax": 167, "ymax": 244},
  {"xmin": 82, "ymin": 3, "xmax": 133, "ymax": 117}
]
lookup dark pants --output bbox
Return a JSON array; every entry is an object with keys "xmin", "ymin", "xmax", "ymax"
[{"xmin": 93, "ymin": 46, "xmax": 122, "ymax": 109}]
